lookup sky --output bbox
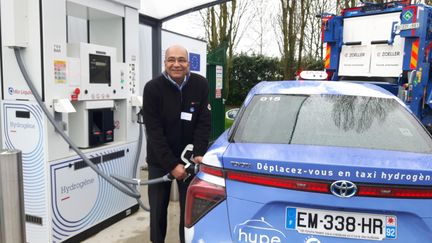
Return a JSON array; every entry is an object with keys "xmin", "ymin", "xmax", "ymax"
[{"xmin": 162, "ymin": 0, "xmax": 283, "ymax": 57}]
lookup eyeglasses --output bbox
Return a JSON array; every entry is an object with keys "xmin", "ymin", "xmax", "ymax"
[{"xmin": 166, "ymin": 57, "xmax": 188, "ymax": 65}]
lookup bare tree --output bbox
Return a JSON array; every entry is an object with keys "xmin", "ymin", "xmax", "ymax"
[
  {"xmin": 201, "ymin": 0, "xmax": 252, "ymax": 98},
  {"xmin": 296, "ymin": 0, "xmax": 310, "ymax": 71},
  {"xmin": 278, "ymin": 0, "xmax": 297, "ymax": 79},
  {"xmin": 345, "ymin": 0, "xmax": 357, "ymax": 8},
  {"xmin": 249, "ymin": 0, "xmax": 268, "ymax": 55},
  {"xmin": 305, "ymin": 0, "xmax": 333, "ymax": 60},
  {"xmin": 205, "ymin": 7, "xmax": 218, "ymax": 50},
  {"xmin": 336, "ymin": 0, "xmax": 341, "ymax": 14}
]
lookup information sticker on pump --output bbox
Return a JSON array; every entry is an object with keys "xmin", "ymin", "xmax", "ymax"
[
  {"xmin": 286, "ymin": 207, "xmax": 397, "ymax": 240},
  {"xmin": 397, "ymin": 22, "xmax": 420, "ymax": 31}
]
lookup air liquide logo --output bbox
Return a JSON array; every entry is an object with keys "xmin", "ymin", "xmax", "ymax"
[
  {"xmin": 234, "ymin": 217, "xmax": 286, "ymax": 243},
  {"xmin": 8, "ymin": 86, "xmax": 32, "ymax": 96}
]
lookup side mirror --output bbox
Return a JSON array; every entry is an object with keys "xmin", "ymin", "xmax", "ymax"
[{"xmin": 225, "ymin": 108, "xmax": 239, "ymax": 120}]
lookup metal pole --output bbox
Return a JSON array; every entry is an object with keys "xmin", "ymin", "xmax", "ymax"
[
  {"xmin": 170, "ymin": 181, "xmax": 179, "ymax": 202},
  {"xmin": 0, "ymin": 150, "xmax": 26, "ymax": 243}
]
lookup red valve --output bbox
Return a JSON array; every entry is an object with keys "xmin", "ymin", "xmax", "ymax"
[{"xmin": 71, "ymin": 88, "xmax": 80, "ymax": 101}]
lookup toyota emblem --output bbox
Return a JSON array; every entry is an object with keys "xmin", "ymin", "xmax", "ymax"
[{"xmin": 330, "ymin": 180, "xmax": 357, "ymax": 198}]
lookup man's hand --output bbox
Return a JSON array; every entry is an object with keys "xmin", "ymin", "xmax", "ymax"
[
  {"xmin": 171, "ymin": 164, "xmax": 187, "ymax": 180},
  {"xmin": 193, "ymin": 156, "xmax": 204, "ymax": 164}
]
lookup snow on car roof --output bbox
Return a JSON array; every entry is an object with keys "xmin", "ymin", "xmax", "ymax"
[{"xmin": 252, "ymin": 80, "xmax": 396, "ymax": 99}]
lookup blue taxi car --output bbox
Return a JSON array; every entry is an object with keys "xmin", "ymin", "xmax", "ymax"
[{"xmin": 184, "ymin": 81, "xmax": 432, "ymax": 243}]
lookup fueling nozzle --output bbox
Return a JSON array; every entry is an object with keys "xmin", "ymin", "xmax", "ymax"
[
  {"xmin": 181, "ymin": 144, "xmax": 199, "ymax": 181},
  {"xmin": 167, "ymin": 144, "xmax": 199, "ymax": 181}
]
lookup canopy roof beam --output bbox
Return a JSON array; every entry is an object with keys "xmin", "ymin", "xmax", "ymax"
[{"xmin": 160, "ymin": 0, "xmax": 231, "ymax": 22}]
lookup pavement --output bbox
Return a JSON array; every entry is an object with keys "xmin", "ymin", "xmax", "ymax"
[{"xmin": 82, "ymin": 169, "xmax": 181, "ymax": 243}]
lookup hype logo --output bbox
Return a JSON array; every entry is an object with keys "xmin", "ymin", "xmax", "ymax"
[
  {"xmin": 305, "ymin": 236, "xmax": 321, "ymax": 243},
  {"xmin": 234, "ymin": 217, "xmax": 286, "ymax": 243}
]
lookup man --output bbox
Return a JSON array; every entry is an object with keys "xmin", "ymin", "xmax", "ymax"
[{"xmin": 142, "ymin": 45, "xmax": 211, "ymax": 243}]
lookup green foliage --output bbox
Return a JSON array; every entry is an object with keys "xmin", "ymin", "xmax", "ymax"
[
  {"xmin": 226, "ymin": 53, "xmax": 324, "ymax": 106},
  {"xmin": 227, "ymin": 53, "xmax": 283, "ymax": 106},
  {"xmin": 301, "ymin": 55, "xmax": 324, "ymax": 70}
]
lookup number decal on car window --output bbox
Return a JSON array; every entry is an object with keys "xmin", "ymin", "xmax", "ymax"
[{"xmin": 260, "ymin": 96, "xmax": 281, "ymax": 102}]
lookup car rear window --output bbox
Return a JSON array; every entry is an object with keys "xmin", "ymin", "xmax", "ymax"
[{"xmin": 232, "ymin": 94, "xmax": 432, "ymax": 153}]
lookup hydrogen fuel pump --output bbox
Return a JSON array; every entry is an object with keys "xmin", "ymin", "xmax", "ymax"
[{"xmin": 0, "ymin": 0, "xmax": 154, "ymax": 241}]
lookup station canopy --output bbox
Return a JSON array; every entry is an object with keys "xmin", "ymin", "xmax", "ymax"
[{"xmin": 140, "ymin": 0, "xmax": 230, "ymax": 21}]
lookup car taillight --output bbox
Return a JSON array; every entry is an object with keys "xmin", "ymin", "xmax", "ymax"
[
  {"xmin": 200, "ymin": 163, "xmax": 224, "ymax": 177},
  {"xmin": 185, "ymin": 174, "xmax": 226, "ymax": 227},
  {"xmin": 227, "ymin": 170, "xmax": 329, "ymax": 193},
  {"xmin": 326, "ymin": 70, "xmax": 334, "ymax": 80},
  {"xmin": 226, "ymin": 170, "xmax": 432, "ymax": 199},
  {"xmin": 358, "ymin": 185, "xmax": 432, "ymax": 198}
]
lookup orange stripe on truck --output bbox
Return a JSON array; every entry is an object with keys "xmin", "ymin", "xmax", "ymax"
[
  {"xmin": 325, "ymin": 45, "xmax": 331, "ymax": 69},
  {"xmin": 410, "ymin": 39, "xmax": 419, "ymax": 69}
]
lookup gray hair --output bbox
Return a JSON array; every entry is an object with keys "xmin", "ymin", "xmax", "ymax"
[{"xmin": 164, "ymin": 45, "xmax": 189, "ymax": 61}]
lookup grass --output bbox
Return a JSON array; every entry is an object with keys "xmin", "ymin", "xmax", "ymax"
[{"xmin": 225, "ymin": 116, "xmax": 234, "ymax": 129}]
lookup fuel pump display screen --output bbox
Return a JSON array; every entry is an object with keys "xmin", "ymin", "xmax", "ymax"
[{"xmin": 89, "ymin": 54, "xmax": 111, "ymax": 85}]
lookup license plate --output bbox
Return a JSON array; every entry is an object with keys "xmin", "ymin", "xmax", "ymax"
[{"xmin": 286, "ymin": 207, "xmax": 397, "ymax": 240}]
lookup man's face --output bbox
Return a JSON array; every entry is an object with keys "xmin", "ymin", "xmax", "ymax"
[{"xmin": 164, "ymin": 47, "xmax": 190, "ymax": 82}]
